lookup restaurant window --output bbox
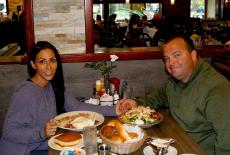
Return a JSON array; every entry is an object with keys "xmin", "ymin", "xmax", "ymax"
[
  {"xmin": 0, "ymin": 0, "xmax": 7, "ymax": 15},
  {"xmin": 206, "ymin": 0, "xmax": 216, "ymax": 19},
  {"xmin": 145, "ymin": 3, "xmax": 161, "ymax": 19},
  {"xmin": 93, "ymin": 3, "xmax": 161, "ymax": 21},
  {"xmin": 190, "ymin": 0, "xmax": 205, "ymax": 19},
  {"xmin": 109, "ymin": 3, "xmax": 161, "ymax": 21},
  {"xmin": 109, "ymin": 3, "xmax": 131, "ymax": 21},
  {"xmin": 93, "ymin": 4, "xmax": 103, "ymax": 20}
]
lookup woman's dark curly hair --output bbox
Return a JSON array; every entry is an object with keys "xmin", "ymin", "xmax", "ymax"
[{"xmin": 27, "ymin": 41, "xmax": 65, "ymax": 114}]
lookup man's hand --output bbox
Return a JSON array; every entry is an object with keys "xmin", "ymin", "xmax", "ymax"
[{"xmin": 116, "ymin": 99, "xmax": 137, "ymax": 116}]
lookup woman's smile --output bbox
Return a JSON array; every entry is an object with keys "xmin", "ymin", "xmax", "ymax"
[{"xmin": 31, "ymin": 48, "xmax": 57, "ymax": 87}]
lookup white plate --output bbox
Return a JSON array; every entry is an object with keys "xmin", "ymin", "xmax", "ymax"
[
  {"xmin": 60, "ymin": 148, "xmax": 86, "ymax": 155},
  {"xmin": 143, "ymin": 145, "xmax": 177, "ymax": 155},
  {"xmin": 54, "ymin": 111, "xmax": 105, "ymax": 131},
  {"xmin": 48, "ymin": 134, "xmax": 83, "ymax": 151}
]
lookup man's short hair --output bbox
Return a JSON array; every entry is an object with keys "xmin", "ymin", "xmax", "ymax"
[{"xmin": 164, "ymin": 35, "xmax": 196, "ymax": 53}]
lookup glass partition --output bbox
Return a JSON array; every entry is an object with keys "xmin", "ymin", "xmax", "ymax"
[
  {"xmin": 1, "ymin": 0, "xmax": 229, "ymax": 63},
  {"xmin": 0, "ymin": 0, "xmax": 25, "ymax": 57},
  {"xmin": 93, "ymin": 2, "xmax": 163, "ymax": 49},
  {"xmin": 190, "ymin": 0, "xmax": 205, "ymax": 19},
  {"xmin": 0, "ymin": 0, "xmax": 7, "ymax": 15}
]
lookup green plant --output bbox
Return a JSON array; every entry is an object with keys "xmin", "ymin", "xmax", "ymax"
[{"xmin": 85, "ymin": 55, "xmax": 119, "ymax": 75}]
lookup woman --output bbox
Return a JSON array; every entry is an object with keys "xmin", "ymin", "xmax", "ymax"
[
  {"xmin": 0, "ymin": 41, "xmax": 120, "ymax": 155},
  {"xmin": 95, "ymin": 14, "xmax": 103, "ymax": 30},
  {"xmin": 126, "ymin": 14, "xmax": 142, "ymax": 39}
]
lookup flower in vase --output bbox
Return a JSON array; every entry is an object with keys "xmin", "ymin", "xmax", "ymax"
[
  {"xmin": 110, "ymin": 55, "xmax": 119, "ymax": 62},
  {"xmin": 84, "ymin": 55, "xmax": 119, "ymax": 76},
  {"xmin": 85, "ymin": 55, "xmax": 119, "ymax": 93}
]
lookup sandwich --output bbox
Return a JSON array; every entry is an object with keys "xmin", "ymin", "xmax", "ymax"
[{"xmin": 54, "ymin": 132, "xmax": 82, "ymax": 147}]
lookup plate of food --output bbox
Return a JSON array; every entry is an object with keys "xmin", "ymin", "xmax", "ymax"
[
  {"xmin": 55, "ymin": 111, "xmax": 104, "ymax": 131},
  {"xmin": 119, "ymin": 106, "xmax": 163, "ymax": 128},
  {"xmin": 48, "ymin": 132, "xmax": 83, "ymax": 151}
]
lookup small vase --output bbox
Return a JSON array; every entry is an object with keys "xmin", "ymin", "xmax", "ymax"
[{"xmin": 103, "ymin": 73, "xmax": 110, "ymax": 94}]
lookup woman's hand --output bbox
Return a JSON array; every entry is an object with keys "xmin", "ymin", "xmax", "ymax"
[
  {"xmin": 116, "ymin": 99, "xmax": 137, "ymax": 116},
  {"xmin": 44, "ymin": 119, "xmax": 57, "ymax": 138}
]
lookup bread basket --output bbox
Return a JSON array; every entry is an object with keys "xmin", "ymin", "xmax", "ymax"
[{"xmin": 99, "ymin": 125, "xmax": 147, "ymax": 154}]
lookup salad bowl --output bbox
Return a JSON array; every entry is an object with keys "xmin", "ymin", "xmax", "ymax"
[{"xmin": 119, "ymin": 106, "xmax": 163, "ymax": 128}]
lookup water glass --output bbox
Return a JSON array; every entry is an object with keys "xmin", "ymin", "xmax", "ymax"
[{"xmin": 83, "ymin": 126, "xmax": 98, "ymax": 155}]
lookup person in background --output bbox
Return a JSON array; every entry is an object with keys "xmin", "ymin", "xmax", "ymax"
[
  {"xmin": 150, "ymin": 13, "xmax": 162, "ymax": 28},
  {"xmin": 117, "ymin": 35, "xmax": 230, "ymax": 155},
  {"xmin": 126, "ymin": 14, "xmax": 142, "ymax": 39},
  {"xmin": 95, "ymin": 14, "xmax": 103, "ymax": 30},
  {"xmin": 151, "ymin": 22, "xmax": 163, "ymax": 46},
  {"xmin": 0, "ymin": 41, "xmax": 121, "ymax": 155},
  {"xmin": 94, "ymin": 15, "xmax": 104, "ymax": 47},
  {"xmin": 12, "ymin": 12, "xmax": 18, "ymax": 21},
  {"xmin": 107, "ymin": 14, "xmax": 119, "ymax": 37},
  {"xmin": 93, "ymin": 19, "xmax": 101, "ymax": 46},
  {"xmin": 141, "ymin": 15, "xmax": 149, "ymax": 28}
]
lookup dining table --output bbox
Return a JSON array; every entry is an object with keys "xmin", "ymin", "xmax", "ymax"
[{"xmin": 49, "ymin": 109, "xmax": 208, "ymax": 155}]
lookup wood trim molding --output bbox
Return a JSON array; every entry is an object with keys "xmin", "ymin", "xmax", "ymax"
[
  {"xmin": 85, "ymin": 0, "xmax": 94, "ymax": 53},
  {"xmin": 3, "ymin": 0, "xmax": 230, "ymax": 65},
  {"xmin": 24, "ymin": 0, "xmax": 34, "ymax": 56},
  {"xmin": 20, "ymin": 46, "xmax": 230, "ymax": 64}
]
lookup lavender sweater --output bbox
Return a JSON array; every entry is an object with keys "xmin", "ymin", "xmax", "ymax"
[{"xmin": 0, "ymin": 81, "xmax": 116, "ymax": 155}]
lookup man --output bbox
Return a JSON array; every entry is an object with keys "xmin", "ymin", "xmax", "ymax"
[{"xmin": 117, "ymin": 35, "xmax": 230, "ymax": 155}]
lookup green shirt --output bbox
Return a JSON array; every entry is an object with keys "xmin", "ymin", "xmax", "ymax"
[{"xmin": 137, "ymin": 58, "xmax": 230, "ymax": 155}]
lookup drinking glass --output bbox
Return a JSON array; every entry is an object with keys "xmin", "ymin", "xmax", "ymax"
[{"xmin": 83, "ymin": 126, "xmax": 98, "ymax": 155}]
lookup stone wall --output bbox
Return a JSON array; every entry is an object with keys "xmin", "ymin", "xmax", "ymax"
[
  {"xmin": 33, "ymin": 0, "xmax": 85, "ymax": 54},
  {"xmin": 0, "ymin": 59, "xmax": 167, "ymax": 135}
]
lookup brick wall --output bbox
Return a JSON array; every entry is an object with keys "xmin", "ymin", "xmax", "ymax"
[
  {"xmin": 0, "ymin": 60, "xmax": 168, "ymax": 135},
  {"xmin": 33, "ymin": 0, "xmax": 85, "ymax": 54}
]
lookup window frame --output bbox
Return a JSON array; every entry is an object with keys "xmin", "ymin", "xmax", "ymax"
[
  {"xmin": 0, "ymin": 0, "xmax": 8, "ymax": 15},
  {"xmin": 19, "ymin": 0, "xmax": 230, "ymax": 64},
  {"xmin": 22, "ymin": 0, "xmax": 166, "ymax": 63}
]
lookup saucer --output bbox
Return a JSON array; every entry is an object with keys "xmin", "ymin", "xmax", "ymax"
[
  {"xmin": 143, "ymin": 145, "xmax": 177, "ymax": 155},
  {"xmin": 180, "ymin": 153, "xmax": 197, "ymax": 155}
]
